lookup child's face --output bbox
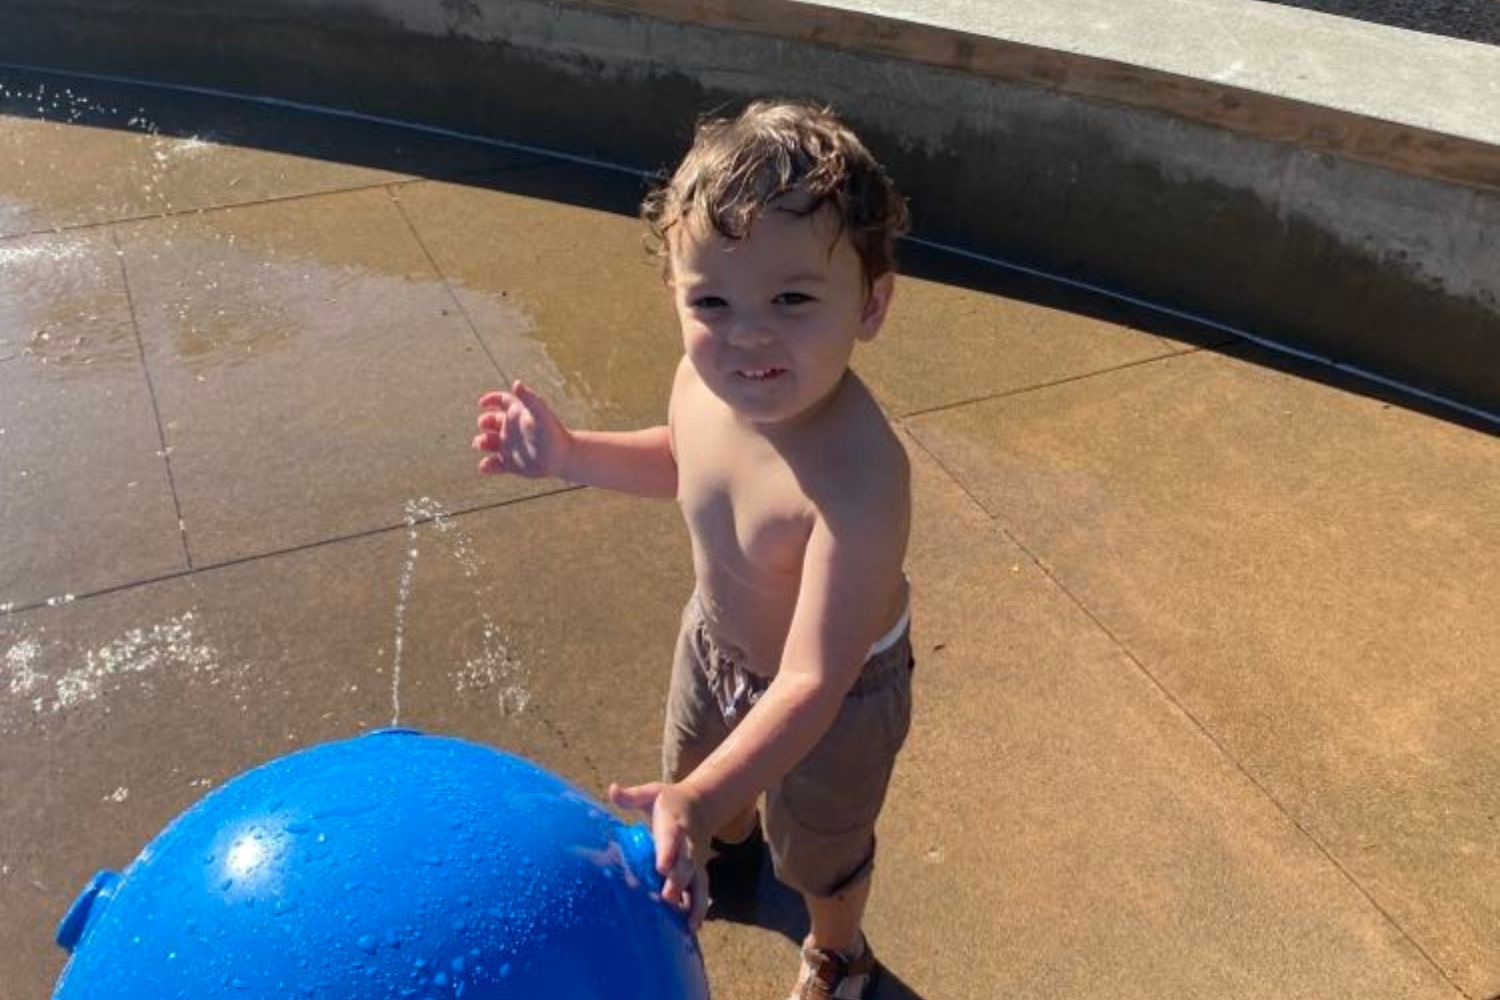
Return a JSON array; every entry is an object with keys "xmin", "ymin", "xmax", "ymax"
[{"xmin": 668, "ymin": 200, "xmax": 893, "ymax": 427}]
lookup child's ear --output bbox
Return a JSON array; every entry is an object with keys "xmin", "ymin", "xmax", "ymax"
[{"xmin": 858, "ymin": 272, "xmax": 896, "ymax": 341}]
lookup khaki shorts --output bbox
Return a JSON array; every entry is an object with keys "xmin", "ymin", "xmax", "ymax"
[{"xmin": 662, "ymin": 594, "xmax": 914, "ymax": 898}]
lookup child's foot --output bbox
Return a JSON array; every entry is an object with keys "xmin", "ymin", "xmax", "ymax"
[{"xmin": 787, "ymin": 936, "xmax": 880, "ymax": 1000}]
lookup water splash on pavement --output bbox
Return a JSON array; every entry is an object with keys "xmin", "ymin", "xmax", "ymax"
[
  {"xmin": 1, "ymin": 610, "xmax": 228, "ymax": 728},
  {"xmin": 391, "ymin": 498, "xmax": 530, "ymax": 724}
]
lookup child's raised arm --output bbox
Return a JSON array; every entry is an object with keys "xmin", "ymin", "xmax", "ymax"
[{"xmin": 474, "ymin": 381, "xmax": 677, "ymax": 499}]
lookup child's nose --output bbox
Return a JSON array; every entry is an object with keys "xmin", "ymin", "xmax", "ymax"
[{"xmin": 725, "ymin": 317, "xmax": 773, "ymax": 348}]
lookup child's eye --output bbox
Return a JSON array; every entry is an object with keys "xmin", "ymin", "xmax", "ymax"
[
  {"xmin": 690, "ymin": 296, "xmax": 728, "ymax": 310},
  {"xmin": 774, "ymin": 292, "xmax": 814, "ymax": 306}
]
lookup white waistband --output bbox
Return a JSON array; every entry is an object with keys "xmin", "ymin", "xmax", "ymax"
[{"xmin": 868, "ymin": 599, "xmax": 911, "ymax": 658}]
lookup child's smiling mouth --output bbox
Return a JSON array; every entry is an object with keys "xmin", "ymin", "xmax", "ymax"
[{"xmin": 736, "ymin": 367, "xmax": 787, "ymax": 381}]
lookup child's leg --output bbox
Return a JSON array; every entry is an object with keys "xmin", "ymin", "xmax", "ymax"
[
  {"xmin": 790, "ymin": 871, "xmax": 881, "ymax": 999},
  {"xmin": 714, "ymin": 800, "xmax": 760, "ymax": 843},
  {"xmin": 802, "ymin": 870, "xmax": 873, "ymax": 953},
  {"xmin": 766, "ymin": 633, "xmax": 914, "ymax": 955},
  {"xmin": 770, "ymin": 638, "xmax": 913, "ymax": 997}
]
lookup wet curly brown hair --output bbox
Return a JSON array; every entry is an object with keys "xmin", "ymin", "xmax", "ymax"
[{"xmin": 642, "ymin": 99, "xmax": 910, "ymax": 290}]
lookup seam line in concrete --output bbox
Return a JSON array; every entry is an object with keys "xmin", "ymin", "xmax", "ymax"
[
  {"xmin": 901, "ymin": 237, "xmax": 1500, "ymax": 430},
  {"xmin": 0, "ymin": 155, "xmax": 567, "ymax": 244},
  {"xmin": 110, "ymin": 226, "xmax": 194, "ymax": 573},
  {"xmin": 0, "ymin": 185, "xmax": 400, "ymax": 244},
  {"xmin": 0, "ymin": 485, "xmax": 582, "ymax": 619},
  {"xmin": 898, "ymin": 421, "xmax": 1472, "ymax": 999},
  {"xmin": 385, "ymin": 185, "xmax": 514, "ymax": 388},
  {"xmin": 899, "ymin": 347, "xmax": 1199, "ymax": 420}
]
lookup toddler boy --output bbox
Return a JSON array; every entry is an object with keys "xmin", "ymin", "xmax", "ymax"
[{"xmin": 474, "ymin": 99, "xmax": 913, "ymax": 1000}]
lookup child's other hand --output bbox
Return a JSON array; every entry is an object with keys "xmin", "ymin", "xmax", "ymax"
[
  {"xmin": 608, "ymin": 780, "xmax": 710, "ymax": 931},
  {"xmin": 473, "ymin": 381, "xmax": 572, "ymax": 479}
]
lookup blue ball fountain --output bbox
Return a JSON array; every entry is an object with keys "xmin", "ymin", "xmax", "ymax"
[{"xmin": 52, "ymin": 729, "xmax": 710, "ymax": 999}]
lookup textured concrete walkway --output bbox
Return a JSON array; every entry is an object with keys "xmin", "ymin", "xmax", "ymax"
[
  {"xmin": 2, "ymin": 68, "xmax": 1496, "ymax": 1000},
  {"xmin": 1258, "ymin": 0, "xmax": 1500, "ymax": 45}
]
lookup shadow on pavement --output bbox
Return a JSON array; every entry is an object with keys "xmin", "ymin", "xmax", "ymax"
[{"xmin": 705, "ymin": 862, "xmax": 928, "ymax": 1000}]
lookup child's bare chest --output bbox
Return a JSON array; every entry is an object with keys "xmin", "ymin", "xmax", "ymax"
[{"xmin": 674, "ymin": 425, "xmax": 814, "ymax": 577}]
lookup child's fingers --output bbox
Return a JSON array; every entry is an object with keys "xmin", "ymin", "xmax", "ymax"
[
  {"xmin": 607, "ymin": 781, "xmax": 660, "ymax": 813},
  {"xmin": 472, "ymin": 432, "xmax": 501, "ymax": 452},
  {"xmin": 477, "ymin": 390, "xmax": 512, "ymax": 409},
  {"xmin": 605, "ymin": 781, "xmax": 697, "ymax": 901},
  {"xmin": 661, "ymin": 851, "xmax": 695, "ymax": 907},
  {"xmin": 478, "ymin": 454, "xmax": 505, "ymax": 475},
  {"xmin": 477, "ymin": 410, "xmax": 506, "ymax": 432},
  {"xmin": 687, "ymin": 867, "xmax": 710, "ymax": 931},
  {"xmin": 508, "ymin": 397, "xmax": 528, "ymax": 426},
  {"xmin": 512, "ymin": 381, "xmax": 548, "ymax": 411}
]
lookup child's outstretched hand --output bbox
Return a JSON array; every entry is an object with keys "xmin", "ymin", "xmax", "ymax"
[
  {"xmin": 608, "ymin": 780, "xmax": 711, "ymax": 931},
  {"xmin": 473, "ymin": 381, "xmax": 572, "ymax": 479}
]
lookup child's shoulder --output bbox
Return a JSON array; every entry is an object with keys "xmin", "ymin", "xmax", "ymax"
[
  {"xmin": 800, "ymin": 374, "xmax": 909, "ymax": 505},
  {"xmin": 828, "ymin": 371, "xmax": 904, "ymax": 450}
]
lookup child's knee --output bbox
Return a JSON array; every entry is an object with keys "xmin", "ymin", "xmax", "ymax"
[{"xmin": 763, "ymin": 809, "xmax": 880, "ymax": 899}]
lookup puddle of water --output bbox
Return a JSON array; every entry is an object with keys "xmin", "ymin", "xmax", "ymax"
[
  {"xmin": 2, "ymin": 78, "xmax": 601, "ymax": 449},
  {"xmin": 0, "ymin": 230, "xmax": 142, "ymax": 380},
  {"xmin": 109, "ymin": 199, "xmax": 584, "ymax": 416},
  {"xmin": 143, "ymin": 232, "xmax": 352, "ymax": 372},
  {"xmin": 446, "ymin": 281, "xmax": 596, "ymax": 432}
]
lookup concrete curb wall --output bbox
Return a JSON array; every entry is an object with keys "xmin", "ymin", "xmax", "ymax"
[{"xmin": 3, "ymin": 0, "xmax": 1496, "ymax": 413}]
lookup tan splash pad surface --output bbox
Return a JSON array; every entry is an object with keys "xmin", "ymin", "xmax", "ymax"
[{"xmin": 1, "ymin": 69, "xmax": 1496, "ymax": 1000}]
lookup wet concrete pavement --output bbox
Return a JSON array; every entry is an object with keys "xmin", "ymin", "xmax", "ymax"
[{"xmin": 2, "ymin": 67, "xmax": 1497, "ymax": 1000}]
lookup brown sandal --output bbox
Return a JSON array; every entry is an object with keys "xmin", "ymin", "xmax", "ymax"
[{"xmin": 787, "ymin": 938, "xmax": 880, "ymax": 1000}]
